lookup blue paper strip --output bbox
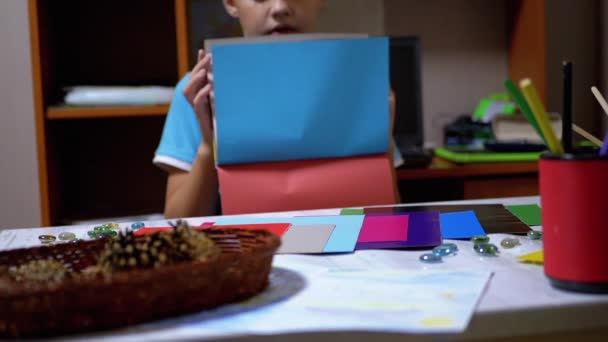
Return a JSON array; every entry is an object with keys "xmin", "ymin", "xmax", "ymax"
[
  {"xmin": 439, "ymin": 211, "xmax": 486, "ymax": 239},
  {"xmin": 213, "ymin": 37, "xmax": 389, "ymax": 165},
  {"xmin": 216, "ymin": 215, "xmax": 365, "ymax": 253}
]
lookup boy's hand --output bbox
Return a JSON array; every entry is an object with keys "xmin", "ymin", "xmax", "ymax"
[{"xmin": 183, "ymin": 49, "xmax": 215, "ymax": 150}]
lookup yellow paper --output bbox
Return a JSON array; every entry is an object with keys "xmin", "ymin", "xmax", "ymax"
[{"xmin": 518, "ymin": 250, "xmax": 544, "ymax": 265}]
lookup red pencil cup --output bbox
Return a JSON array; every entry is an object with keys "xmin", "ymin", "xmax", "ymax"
[{"xmin": 540, "ymin": 152, "xmax": 608, "ymax": 293}]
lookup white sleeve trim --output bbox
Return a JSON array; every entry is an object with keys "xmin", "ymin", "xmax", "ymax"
[{"xmin": 153, "ymin": 155, "xmax": 193, "ymax": 172}]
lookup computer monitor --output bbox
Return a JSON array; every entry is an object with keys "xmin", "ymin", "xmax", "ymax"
[{"xmin": 390, "ymin": 36, "xmax": 424, "ymax": 149}]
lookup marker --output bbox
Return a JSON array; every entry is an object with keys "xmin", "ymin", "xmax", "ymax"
[
  {"xmin": 504, "ymin": 79, "xmax": 547, "ymax": 145},
  {"xmin": 562, "ymin": 62, "xmax": 573, "ymax": 153}
]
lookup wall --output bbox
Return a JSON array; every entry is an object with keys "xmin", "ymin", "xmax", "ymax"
[
  {"xmin": 0, "ymin": 0, "xmax": 42, "ymax": 229},
  {"xmin": 545, "ymin": 0, "xmax": 601, "ymax": 135},
  {"xmin": 384, "ymin": 0, "xmax": 509, "ymax": 146},
  {"xmin": 316, "ymin": 0, "xmax": 385, "ymax": 35}
]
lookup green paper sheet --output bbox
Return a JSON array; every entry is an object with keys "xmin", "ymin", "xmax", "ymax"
[
  {"xmin": 341, "ymin": 208, "xmax": 364, "ymax": 215},
  {"xmin": 506, "ymin": 204, "xmax": 542, "ymax": 226}
]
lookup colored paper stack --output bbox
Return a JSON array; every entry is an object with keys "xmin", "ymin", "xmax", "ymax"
[{"xmin": 209, "ymin": 36, "xmax": 396, "ymax": 214}]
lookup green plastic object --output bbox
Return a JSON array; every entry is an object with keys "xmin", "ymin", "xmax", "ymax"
[
  {"xmin": 473, "ymin": 95, "xmax": 517, "ymax": 122},
  {"xmin": 434, "ymin": 147, "xmax": 541, "ymax": 163}
]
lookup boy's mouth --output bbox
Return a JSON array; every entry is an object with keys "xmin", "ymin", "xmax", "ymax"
[{"xmin": 266, "ymin": 25, "xmax": 299, "ymax": 35}]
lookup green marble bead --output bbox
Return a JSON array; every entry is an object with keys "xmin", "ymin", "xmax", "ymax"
[
  {"xmin": 101, "ymin": 223, "xmax": 120, "ymax": 230},
  {"xmin": 474, "ymin": 243, "xmax": 500, "ymax": 256},
  {"xmin": 58, "ymin": 232, "xmax": 76, "ymax": 241},
  {"xmin": 500, "ymin": 237, "xmax": 521, "ymax": 249},
  {"xmin": 38, "ymin": 235, "xmax": 56, "ymax": 242},
  {"xmin": 527, "ymin": 230, "xmax": 542, "ymax": 240},
  {"xmin": 99, "ymin": 230, "xmax": 118, "ymax": 238},
  {"xmin": 471, "ymin": 236, "xmax": 489, "ymax": 244}
]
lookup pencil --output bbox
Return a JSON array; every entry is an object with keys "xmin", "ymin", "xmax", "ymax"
[
  {"xmin": 504, "ymin": 79, "xmax": 547, "ymax": 145},
  {"xmin": 562, "ymin": 62, "xmax": 573, "ymax": 153},
  {"xmin": 519, "ymin": 78, "xmax": 564, "ymax": 155}
]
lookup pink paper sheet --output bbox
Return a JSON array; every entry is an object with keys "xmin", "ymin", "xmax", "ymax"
[{"xmin": 358, "ymin": 214, "xmax": 409, "ymax": 243}]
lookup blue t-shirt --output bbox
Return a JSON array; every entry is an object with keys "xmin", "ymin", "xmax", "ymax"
[
  {"xmin": 154, "ymin": 74, "xmax": 404, "ymax": 171},
  {"xmin": 153, "ymin": 74, "xmax": 202, "ymax": 171}
]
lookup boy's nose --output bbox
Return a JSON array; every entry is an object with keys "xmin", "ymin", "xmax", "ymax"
[{"xmin": 269, "ymin": 0, "xmax": 294, "ymax": 19}]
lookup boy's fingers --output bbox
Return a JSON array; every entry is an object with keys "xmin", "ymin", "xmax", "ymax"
[
  {"xmin": 183, "ymin": 69, "xmax": 207, "ymax": 102},
  {"xmin": 209, "ymin": 90, "xmax": 216, "ymax": 113},
  {"xmin": 193, "ymin": 84, "xmax": 212, "ymax": 109},
  {"xmin": 191, "ymin": 51, "xmax": 211, "ymax": 75}
]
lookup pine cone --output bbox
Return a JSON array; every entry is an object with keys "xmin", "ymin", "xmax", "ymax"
[
  {"xmin": 97, "ymin": 221, "xmax": 219, "ymax": 273},
  {"xmin": 9, "ymin": 259, "xmax": 68, "ymax": 283}
]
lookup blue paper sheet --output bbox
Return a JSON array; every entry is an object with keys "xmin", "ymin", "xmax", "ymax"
[
  {"xmin": 216, "ymin": 215, "xmax": 365, "ymax": 253},
  {"xmin": 212, "ymin": 37, "xmax": 389, "ymax": 165},
  {"xmin": 439, "ymin": 211, "xmax": 486, "ymax": 239}
]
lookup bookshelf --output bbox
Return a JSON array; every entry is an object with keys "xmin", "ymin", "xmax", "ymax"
[
  {"xmin": 28, "ymin": 0, "xmax": 549, "ymax": 226},
  {"xmin": 28, "ymin": 0, "xmax": 190, "ymax": 225},
  {"xmin": 47, "ymin": 105, "xmax": 171, "ymax": 120}
]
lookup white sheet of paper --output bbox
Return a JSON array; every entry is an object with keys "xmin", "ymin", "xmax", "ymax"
[{"xmin": 178, "ymin": 263, "xmax": 492, "ymax": 335}]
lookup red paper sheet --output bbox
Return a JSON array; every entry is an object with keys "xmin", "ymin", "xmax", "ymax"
[
  {"xmin": 133, "ymin": 223, "xmax": 290, "ymax": 237},
  {"xmin": 133, "ymin": 223, "xmax": 215, "ymax": 236},
  {"xmin": 218, "ymin": 154, "xmax": 396, "ymax": 215},
  {"xmin": 206, "ymin": 223, "xmax": 291, "ymax": 237}
]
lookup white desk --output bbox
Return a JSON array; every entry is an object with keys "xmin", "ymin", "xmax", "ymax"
[{"xmin": 2, "ymin": 196, "xmax": 608, "ymax": 341}]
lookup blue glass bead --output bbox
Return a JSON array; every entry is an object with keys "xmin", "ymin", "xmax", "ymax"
[
  {"xmin": 131, "ymin": 222, "xmax": 145, "ymax": 230},
  {"xmin": 420, "ymin": 253, "xmax": 443, "ymax": 263},
  {"xmin": 58, "ymin": 232, "xmax": 76, "ymax": 241},
  {"xmin": 433, "ymin": 244, "xmax": 457, "ymax": 257},
  {"xmin": 527, "ymin": 230, "xmax": 542, "ymax": 240},
  {"xmin": 500, "ymin": 237, "xmax": 521, "ymax": 249},
  {"xmin": 38, "ymin": 235, "xmax": 56, "ymax": 242},
  {"xmin": 471, "ymin": 235, "xmax": 489, "ymax": 244},
  {"xmin": 441, "ymin": 243, "xmax": 458, "ymax": 251},
  {"xmin": 474, "ymin": 243, "xmax": 500, "ymax": 256}
]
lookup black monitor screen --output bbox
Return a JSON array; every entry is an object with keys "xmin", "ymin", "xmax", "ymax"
[{"xmin": 390, "ymin": 36, "xmax": 423, "ymax": 147}]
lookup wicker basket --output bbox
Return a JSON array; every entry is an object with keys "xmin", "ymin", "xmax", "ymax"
[{"xmin": 0, "ymin": 228, "xmax": 280, "ymax": 338}]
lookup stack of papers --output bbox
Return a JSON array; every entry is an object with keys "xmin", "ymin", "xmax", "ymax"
[{"xmin": 209, "ymin": 35, "xmax": 395, "ymax": 214}]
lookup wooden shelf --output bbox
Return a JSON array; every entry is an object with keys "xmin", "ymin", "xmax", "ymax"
[
  {"xmin": 396, "ymin": 158, "xmax": 539, "ymax": 203},
  {"xmin": 47, "ymin": 105, "xmax": 170, "ymax": 119},
  {"xmin": 397, "ymin": 157, "xmax": 538, "ymax": 181}
]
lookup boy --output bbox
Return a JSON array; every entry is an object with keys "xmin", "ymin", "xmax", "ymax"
[{"xmin": 154, "ymin": 0, "xmax": 396, "ymax": 218}]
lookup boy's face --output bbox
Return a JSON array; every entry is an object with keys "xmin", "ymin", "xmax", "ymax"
[{"xmin": 223, "ymin": 0, "xmax": 324, "ymax": 37}]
